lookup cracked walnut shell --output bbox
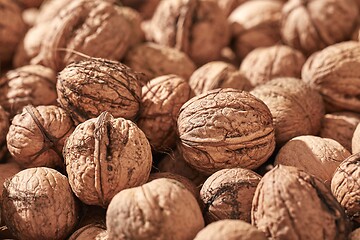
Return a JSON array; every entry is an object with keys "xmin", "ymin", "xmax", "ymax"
[
  {"xmin": 57, "ymin": 58, "xmax": 142, "ymax": 125},
  {"xmin": 137, "ymin": 75, "xmax": 192, "ymax": 151},
  {"xmin": 200, "ymin": 168, "xmax": 261, "ymax": 224},
  {"xmin": 177, "ymin": 88, "xmax": 275, "ymax": 174},
  {"xmin": 252, "ymin": 165, "xmax": 350, "ymax": 240},
  {"xmin": 64, "ymin": 112, "xmax": 152, "ymax": 207},
  {"xmin": 7, "ymin": 105, "xmax": 74, "ymax": 169},
  {"xmin": 331, "ymin": 153, "xmax": 360, "ymax": 223},
  {"xmin": 2, "ymin": 167, "xmax": 79, "ymax": 240},
  {"xmin": 106, "ymin": 178, "xmax": 204, "ymax": 240}
]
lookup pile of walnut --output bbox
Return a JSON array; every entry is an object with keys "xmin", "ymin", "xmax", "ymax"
[{"xmin": 1, "ymin": 0, "xmax": 360, "ymax": 239}]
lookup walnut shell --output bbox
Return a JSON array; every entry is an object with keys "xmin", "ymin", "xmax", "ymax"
[
  {"xmin": 0, "ymin": 0, "xmax": 27, "ymax": 63},
  {"xmin": 64, "ymin": 112, "xmax": 152, "ymax": 207},
  {"xmin": 189, "ymin": 61, "xmax": 252, "ymax": 95},
  {"xmin": 124, "ymin": 43, "xmax": 196, "ymax": 82},
  {"xmin": 193, "ymin": 219, "xmax": 267, "ymax": 240},
  {"xmin": 349, "ymin": 228, "xmax": 360, "ymax": 240},
  {"xmin": 177, "ymin": 88, "xmax": 275, "ymax": 174},
  {"xmin": 146, "ymin": 0, "xmax": 230, "ymax": 65},
  {"xmin": 137, "ymin": 75, "xmax": 192, "ymax": 151},
  {"xmin": 0, "ymin": 162, "xmax": 21, "ymax": 201},
  {"xmin": 57, "ymin": 59, "xmax": 142, "ymax": 124},
  {"xmin": 201, "ymin": 168, "xmax": 261, "ymax": 223},
  {"xmin": 106, "ymin": 178, "xmax": 204, "ymax": 240},
  {"xmin": 2, "ymin": 167, "xmax": 79, "ymax": 240},
  {"xmin": 252, "ymin": 165, "xmax": 350, "ymax": 240},
  {"xmin": 352, "ymin": 123, "xmax": 360, "ymax": 154},
  {"xmin": 122, "ymin": 0, "xmax": 160, "ymax": 19},
  {"xmin": 240, "ymin": 45, "xmax": 306, "ymax": 87},
  {"xmin": 331, "ymin": 153, "xmax": 360, "ymax": 223},
  {"xmin": 320, "ymin": 112, "xmax": 360, "ymax": 152},
  {"xmin": 32, "ymin": 0, "xmax": 134, "ymax": 71},
  {"xmin": 281, "ymin": 0, "xmax": 358, "ymax": 56},
  {"xmin": 275, "ymin": 135, "xmax": 351, "ymax": 187},
  {"xmin": 69, "ymin": 224, "xmax": 107, "ymax": 240},
  {"xmin": 35, "ymin": 0, "xmax": 72, "ymax": 24},
  {"xmin": 229, "ymin": 0, "xmax": 283, "ymax": 60},
  {"xmin": 116, "ymin": 7, "xmax": 144, "ymax": 48},
  {"xmin": 251, "ymin": 77, "xmax": 325, "ymax": 145},
  {"xmin": 0, "ymin": 65, "xmax": 57, "ymax": 117},
  {"xmin": 7, "ymin": 105, "xmax": 74, "ymax": 168},
  {"xmin": 302, "ymin": 41, "xmax": 360, "ymax": 113}
]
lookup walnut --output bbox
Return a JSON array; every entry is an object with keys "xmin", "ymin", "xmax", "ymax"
[
  {"xmin": 251, "ymin": 77, "xmax": 325, "ymax": 146},
  {"xmin": 349, "ymin": 228, "xmax": 360, "ymax": 240},
  {"xmin": 331, "ymin": 153, "xmax": 360, "ymax": 223},
  {"xmin": 274, "ymin": 135, "xmax": 351, "ymax": 187},
  {"xmin": 352, "ymin": 123, "xmax": 360, "ymax": 154},
  {"xmin": 64, "ymin": 112, "xmax": 152, "ymax": 207},
  {"xmin": 302, "ymin": 41, "xmax": 360, "ymax": 113},
  {"xmin": 116, "ymin": 7, "xmax": 144, "ymax": 48},
  {"xmin": 157, "ymin": 149, "xmax": 207, "ymax": 187},
  {"xmin": 240, "ymin": 45, "xmax": 306, "ymax": 87},
  {"xmin": 194, "ymin": 219, "xmax": 267, "ymax": 240},
  {"xmin": 2, "ymin": 167, "xmax": 79, "ymax": 240},
  {"xmin": 6, "ymin": 105, "xmax": 74, "ymax": 169},
  {"xmin": 57, "ymin": 58, "xmax": 142, "ymax": 125},
  {"xmin": 177, "ymin": 88, "xmax": 275, "ymax": 174},
  {"xmin": 319, "ymin": 112, "xmax": 360, "ymax": 152},
  {"xmin": 252, "ymin": 165, "xmax": 350, "ymax": 240},
  {"xmin": 32, "ymin": 0, "xmax": 135, "ymax": 71},
  {"xmin": 35, "ymin": 0, "xmax": 72, "ymax": 24},
  {"xmin": 145, "ymin": 0, "xmax": 230, "ymax": 65},
  {"xmin": 0, "ymin": 65, "xmax": 57, "ymax": 117},
  {"xmin": 281, "ymin": 0, "xmax": 358, "ymax": 55},
  {"xmin": 137, "ymin": 75, "xmax": 192, "ymax": 151},
  {"xmin": 121, "ymin": 0, "xmax": 160, "ymax": 19},
  {"xmin": 229, "ymin": 0, "xmax": 283, "ymax": 60},
  {"xmin": 189, "ymin": 61, "xmax": 251, "ymax": 96},
  {"xmin": 124, "ymin": 43, "xmax": 196, "ymax": 82},
  {"xmin": 0, "ymin": 0, "xmax": 27, "ymax": 64},
  {"xmin": 69, "ymin": 224, "xmax": 108, "ymax": 240},
  {"xmin": 200, "ymin": 168, "xmax": 261, "ymax": 223},
  {"xmin": 0, "ymin": 162, "xmax": 22, "ymax": 201},
  {"xmin": 106, "ymin": 178, "xmax": 204, "ymax": 240}
]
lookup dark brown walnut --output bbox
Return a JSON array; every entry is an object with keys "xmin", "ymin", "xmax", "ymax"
[
  {"xmin": 32, "ymin": 0, "xmax": 134, "ymax": 71},
  {"xmin": 64, "ymin": 112, "xmax": 152, "ymax": 207},
  {"xmin": 251, "ymin": 77, "xmax": 325, "ymax": 146},
  {"xmin": 189, "ymin": 61, "xmax": 252, "ymax": 96},
  {"xmin": 177, "ymin": 88, "xmax": 275, "ymax": 174},
  {"xmin": 201, "ymin": 168, "xmax": 261, "ymax": 224},
  {"xmin": 6, "ymin": 105, "xmax": 74, "ymax": 169},
  {"xmin": 349, "ymin": 228, "xmax": 360, "ymax": 240},
  {"xmin": 137, "ymin": 75, "xmax": 192, "ymax": 151},
  {"xmin": 2, "ymin": 167, "xmax": 79, "ymax": 240},
  {"xmin": 194, "ymin": 219, "xmax": 267, "ymax": 240},
  {"xmin": 148, "ymin": 172, "xmax": 199, "ymax": 201},
  {"xmin": 331, "ymin": 153, "xmax": 360, "ymax": 223},
  {"xmin": 124, "ymin": 43, "xmax": 196, "ymax": 82},
  {"xmin": 252, "ymin": 165, "xmax": 350, "ymax": 240},
  {"xmin": 320, "ymin": 112, "xmax": 360, "ymax": 152},
  {"xmin": 57, "ymin": 58, "xmax": 142, "ymax": 125},
  {"xmin": 229, "ymin": 0, "xmax": 283, "ymax": 61},
  {"xmin": 106, "ymin": 178, "xmax": 204, "ymax": 240},
  {"xmin": 157, "ymin": 148, "xmax": 207, "ymax": 187},
  {"xmin": 353, "ymin": 123, "xmax": 360, "ymax": 154},
  {"xmin": 0, "ymin": 162, "xmax": 21, "ymax": 201},
  {"xmin": 0, "ymin": 0, "xmax": 27, "ymax": 63},
  {"xmin": 0, "ymin": 106, "xmax": 9, "ymax": 161},
  {"xmin": 281, "ymin": 0, "xmax": 358, "ymax": 56},
  {"xmin": 69, "ymin": 224, "xmax": 108, "ymax": 240},
  {"xmin": 275, "ymin": 135, "xmax": 351, "ymax": 187},
  {"xmin": 240, "ymin": 45, "xmax": 306, "ymax": 87},
  {"xmin": 0, "ymin": 65, "xmax": 57, "ymax": 117},
  {"xmin": 145, "ymin": 0, "xmax": 230, "ymax": 65},
  {"xmin": 302, "ymin": 41, "xmax": 360, "ymax": 113},
  {"xmin": 121, "ymin": 0, "xmax": 160, "ymax": 19}
]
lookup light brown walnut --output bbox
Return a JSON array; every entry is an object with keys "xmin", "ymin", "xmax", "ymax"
[
  {"xmin": 252, "ymin": 165, "xmax": 350, "ymax": 240},
  {"xmin": 177, "ymin": 88, "xmax": 275, "ymax": 174}
]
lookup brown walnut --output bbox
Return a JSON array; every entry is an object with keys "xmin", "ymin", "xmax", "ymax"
[
  {"xmin": 200, "ymin": 168, "xmax": 261, "ymax": 223},
  {"xmin": 349, "ymin": 228, "xmax": 360, "ymax": 240},
  {"xmin": 69, "ymin": 224, "xmax": 108, "ymax": 240},
  {"xmin": 7, "ymin": 105, "xmax": 74, "ymax": 169},
  {"xmin": 64, "ymin": 112, "xmax": 152, "ymax": 207},
  {"xmin": 252, "ymin": 165, "xmax": 350, "ymax": 240},
  {"xmin": 57, "ymin": 58, "xmax": 142, "ymax": 125},
  {"xmin": 106, "ymin": 178, "xmax": 204, "ymax": 240},
  {"xmin": 177, "ymin": 88, "xmax": 275, "ymax": 174},
  {"xmin": 331, "ymin": 153, "xmax": 360, "ymax": 224}
]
